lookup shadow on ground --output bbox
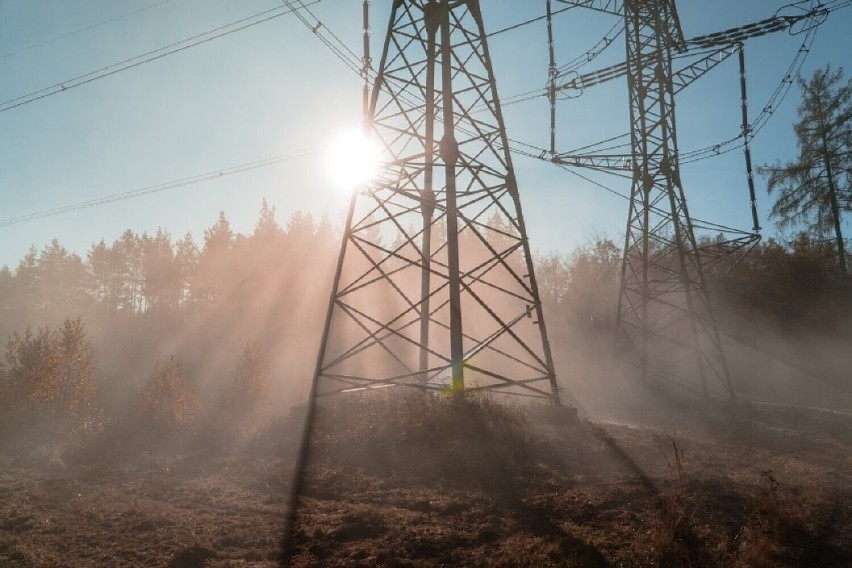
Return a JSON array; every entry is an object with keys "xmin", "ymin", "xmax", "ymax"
[{"xmin": 280, "ymin": 393, "xmax": 852, "ymax": 567}]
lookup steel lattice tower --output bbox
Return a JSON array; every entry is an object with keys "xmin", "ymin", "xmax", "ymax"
[
  {"xmin": 616, "ymin": 0, "xmax": 733, "ymax": 398},
  {"xmin": 554, "ymin": 0, "xmax": 830, "ymax": 397},
  {"xmin": 311, "ymin": 0, "xmax": 559, "ymax": 401}
]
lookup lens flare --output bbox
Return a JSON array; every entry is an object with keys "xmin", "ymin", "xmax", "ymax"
[{"xmin": 326, "ymin": 129, "xmax": 382, "ymax": 191}]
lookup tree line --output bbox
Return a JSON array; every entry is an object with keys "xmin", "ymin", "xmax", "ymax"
[
  {"xmin": 0, "ymin": 200, "xmax": 334, "ymax": 454},
  {"xmin": 1, "ymin": 66, "xmax": 850, "ymax": 455},
  {"xmin": 0, "ymin": 201, "xmax": 336, "ymax": 329}
]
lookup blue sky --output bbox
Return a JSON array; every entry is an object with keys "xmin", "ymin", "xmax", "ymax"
[{"xmin": 1, "ymin": 0, "xmax": 850, "ymax": 268}]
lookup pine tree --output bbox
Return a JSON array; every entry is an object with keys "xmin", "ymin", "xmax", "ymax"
[
  {"xmin": 142, "ymin": 229, "xmax": 180, "ymax": 313},
  {"xmin": 254, "ymin": 199, "xmax": 281, "ymax": 239},
  {"xmin": 761, "ymin": 65, "xmax": 852, "ymax": 283},
  {"xmin": 175, "ymin": 232, "xmax": 199, "ymax": 307}
]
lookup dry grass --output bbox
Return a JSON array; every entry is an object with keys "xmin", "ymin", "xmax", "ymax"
[
  {"xmin": 1, "ymin": 394, "xmax": 850, "ymax": 567},
  {"xmin": 289, "ymin": 395, "xmax": 852, "ymax": 567}
]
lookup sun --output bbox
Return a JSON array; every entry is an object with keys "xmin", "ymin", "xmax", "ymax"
[{"xmin": 325, "ymin": 129, "xmax": 383, "ymax": 191}]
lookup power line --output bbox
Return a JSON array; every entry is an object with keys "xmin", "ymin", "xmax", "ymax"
[
  {"xmin": 472, "ymin": 5, "xmax": 623, "ymax": 111},
  {"xmin": 548, "ymin": 158, "xmax": 631, "ymax": 201},
  {"xmin": 681, "ymin": 17, "xmax": 821, "ymax": 164},
  {"xmin": 486, "ymin": 4, "xmax": 574, "ymax": 37},
  {"xmin": 556, "ymin": 20, "xmax": 622, "ymax": 75},
  {"xmin": 0, "ymin": 0, "xmax": 174, "ymax": 60},
  {"xmin": 0, "ymin": 0, "xmax": 324, "ymax": 114},
  {"xmin": 281, "ymin": 0, "xmax": 363, "ymax": 76},
  {"xmin": 0, "ymin": 148, "xmax": 318, "ymax": 228},
  {"xmin": 292, "ymin": 0, "xmax": 361, "ymax": 62},
  {"xmin": 551, "ymin": 0, "xmax": 852, "ymax": 165},
  {"xmin": 556, "ymin": 3, "xmax": 828, "ymax": 164},
  {"xmin": 515, "ymin": 146, "xmax": 753, "ymax": 236}
]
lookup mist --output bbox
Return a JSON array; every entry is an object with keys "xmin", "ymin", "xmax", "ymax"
[{"xmin": 1, "ymin": 204, "xmax": 850, "ymax": 566}]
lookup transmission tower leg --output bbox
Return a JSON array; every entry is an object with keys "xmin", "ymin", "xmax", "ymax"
[
  {"xmin": 438, "ymin": 0, "xmax": 466, "ymax": 395},
  {"xmin": 418, "ymin": 11, "xmax": 438, "ymax": 385}
]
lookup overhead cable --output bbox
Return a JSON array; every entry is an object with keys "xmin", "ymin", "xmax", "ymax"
[
  {"xmin": 555, "ymin": 0, "xmax": 850, "ymax": 164},
  {"xmin": 0, "ymin": 148, "xmax": 318, "ymax": 228},
  {"xmin": 486, "ymin": 4, "xmax": 574, "ymax": 37},
  {"xmin": 556, "ymin": 20, "xmax": 623, "ymax": 76},
  {"xmin": 0, "ymin": 0, "xmax": 324, "ymax": 114},
  {"xmin": 557, "ymin": 5, "xmax": 826, "ymax": 164},
  {"xmin": 680, "ymin": 17, "xmax": 821, "ymax": 164},
  {"xmin": 281, "ymin": 0, "xmax": 362, "ymax": 76},
  {"xmin": 0, "ymin": 0, "xmax": 174, "ymax": 60}
]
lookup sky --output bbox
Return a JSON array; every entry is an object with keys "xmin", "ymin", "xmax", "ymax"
[{"xmin": 1, "ymin": 0, "xmax": 851, "ymax": 269}]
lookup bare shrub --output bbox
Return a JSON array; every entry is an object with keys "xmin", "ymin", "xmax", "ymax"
[{"xmin": 651, "ymin": 433, "xmax": 706, "ymax": 567}]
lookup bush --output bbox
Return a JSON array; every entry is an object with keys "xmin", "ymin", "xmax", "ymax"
[
  {"xmin": 0, "ymin": 316, "xmax": 103, "ymax": 448},
  {"xmin": 134, "ymin": 356, "xmax": 199, "ymax": 438}
]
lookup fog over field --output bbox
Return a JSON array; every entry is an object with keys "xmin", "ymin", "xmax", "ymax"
[{"xmin": 0, "ymin": 205, "xmax": 849, "ymax": 565}]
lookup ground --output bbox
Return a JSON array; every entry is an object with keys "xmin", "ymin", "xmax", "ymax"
[{"xmin": 1, "ymin": 397, "xmax": 850, "ymax": 567}]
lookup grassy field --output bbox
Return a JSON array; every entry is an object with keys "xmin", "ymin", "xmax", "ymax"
[{"xmin": 1, "ymin": 395, "xmax": 850, "ymax": 567}]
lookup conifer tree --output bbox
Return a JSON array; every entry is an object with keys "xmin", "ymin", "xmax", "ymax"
[{"xmin": 761, "ymin": 65, "xmax": 852, "ymax": 282}]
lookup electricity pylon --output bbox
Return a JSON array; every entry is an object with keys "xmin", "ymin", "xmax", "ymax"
[
  {"xmin": 311, "ymin": 0, "xmax": 560, "ymax": 402},
  {"xmin": 552, "ymin": 0, "xmax": 735, "ymax": 398},
  {"xmin": 551, "ymin": 0, "xmax": 839, "ymax": 397},
  {"xmin": 616, "ymin": 0, "xmax": 733, "ymax": 398}
]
